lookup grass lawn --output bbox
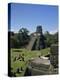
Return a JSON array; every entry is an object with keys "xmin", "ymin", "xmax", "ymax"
[{"xmin": 10, "ymin": 48, "xmax": 50, "ymax": 77}]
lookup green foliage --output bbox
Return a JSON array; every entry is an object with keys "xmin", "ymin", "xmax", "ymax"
[
  {"xmin": 10, "ymin": 28, "xmax": 30, "ymax": 48},
  {"xmin": 10, "ymin": 36, "xmax": 19, "ymax": 48},
  {"xmin": 44, "ymin": 31, "xmax": 58, "ymax": 47},
  {"xmin": 9, "ymin": 27, "xmax": 58, "ymax": 48},
  {"xmin": 11, "ymin": 48, "xmax": 50, "ymax": 76},
  {"xmin": 17, "ymin": 28, "xmax": 30, "ymax": 46}
]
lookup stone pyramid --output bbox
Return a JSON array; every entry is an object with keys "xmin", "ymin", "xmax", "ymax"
[{"xmin": 27, "ymin": 25, "xmax": 45, "ymax": 50}]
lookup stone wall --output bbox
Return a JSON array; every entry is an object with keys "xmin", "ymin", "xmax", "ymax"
[{"xmin": 50, "ymin": 44, "xmax": 58, "ymax": 68}]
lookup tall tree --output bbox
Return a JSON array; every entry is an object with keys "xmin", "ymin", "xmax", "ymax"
[{"xmin": 17, "ymin": 28, "xmax": 30, "ymax": 47}]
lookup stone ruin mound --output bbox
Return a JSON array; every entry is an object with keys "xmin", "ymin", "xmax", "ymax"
[
  {"xmin": 27, "ymin": 25, "xmax": 45, "ymax": 50},
  {"xmin": 24, "ymin": 44, "xmax": 58, "ymax": 76}
]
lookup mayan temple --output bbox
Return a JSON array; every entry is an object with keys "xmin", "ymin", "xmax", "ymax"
[{"xmin": 27, "ymin": 25, "xmax": 45, "ymax": 50}]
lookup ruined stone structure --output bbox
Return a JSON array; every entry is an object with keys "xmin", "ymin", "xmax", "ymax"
[
  {"xmin": 50, "ymin": 44, "xmax": 58, "ymax": 68},
  {"xmin": 27, "ymin": 25, "xmax": 45, "ymax": 50},
  {"xmin": 25, "ymin": 44, "xmax": 58, "ymax": 76}
]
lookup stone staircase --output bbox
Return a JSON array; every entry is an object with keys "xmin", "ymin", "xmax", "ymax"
[{"xmin": 27, "ymin": 36, "xmax": 37, "ymax": 50}]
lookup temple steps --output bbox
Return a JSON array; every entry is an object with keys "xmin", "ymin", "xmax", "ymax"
[{"xmin": 27, "ymin": 36, "xmax": 37, "ymax": 50}]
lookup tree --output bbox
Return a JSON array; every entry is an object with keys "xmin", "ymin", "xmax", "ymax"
[
  {"xmin": 53, "ymin": 32, "xmax": 58, "ymax": 44},
  {"xmin": 44, "ymin": 31, "xmax": 58, "ymax": 47},
  {"xmin": 10, "ymin": 36, "xmax": 19, "ymax": 48},
  {"xmin": 9, "ymin": 28, "xmax": 30, "ymax": 48},
  {"xmin": 44, "ymin": 31, "xmax": 51, "ymax": 47},
  {"xmin": 17, "ymin": 28, "xmax": 30, "ymax": 47}
]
